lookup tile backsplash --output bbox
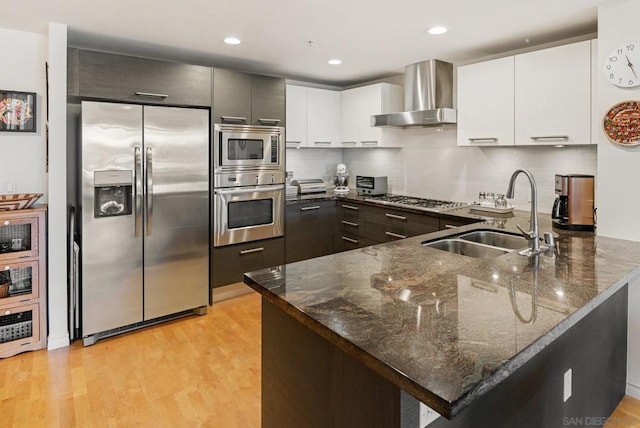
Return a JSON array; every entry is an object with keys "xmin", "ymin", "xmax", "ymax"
[{"xmin": 287, "ymin": 128, "xmax": 597, "ymax": 213}]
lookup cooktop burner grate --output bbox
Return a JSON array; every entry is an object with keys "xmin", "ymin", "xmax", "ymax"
[{"xmin": 364, "ymin": 195, "xmax": 467, "ymax": 212}]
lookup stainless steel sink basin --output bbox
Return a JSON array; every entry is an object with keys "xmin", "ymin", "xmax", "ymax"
[
  {"xmin": 423, "ymin": 239, "xmax": 510, "ymax": 258},
  {"xmin": 458, "ymin": 230, "xmax": 528, "ymax": 250}
]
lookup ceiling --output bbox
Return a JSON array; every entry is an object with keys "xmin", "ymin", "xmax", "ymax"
[{"xmin": 1, "ymin": 0, "xmax": 605, "ymax": 87}]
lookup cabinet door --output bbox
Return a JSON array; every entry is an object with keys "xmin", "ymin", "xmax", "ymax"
[
  {"xmin": 0, "ymin": 215, "xmax": 38, "ymax": 261},
  {"xmin": 285, "ymin": 201, "xmax": 337, "ymax": 263},
  {"xmin": 0, "ymin": 260, "xmax": 39, "ymax": 305},
  {"xmin": 286, "ymin": 85, "xmax": 308, "ymax": 148},
  {"xmin": 212, "ymin": 238, "xmax": 285, "ymax": 288},
  {"xmin": 307, "ymin": 88, "xmax": 340, "ymax": 148},
  {"xmin": 514, "ymin": 40, "xmax": 591, "ymax": 145},
  {"xmin": 340, "ymin": 84, "xmax": 402, "ymax": 147},
  {"xmin": 77, "ymin": 49, "xmax": 212, "ymax": 107},
  {"xmin": 251, "ymin": 75, "xmax": 286, "ymax": 126},
  {"xmin": 0, "ymin": 302, "xmax": 40, "ymax": 358},
  {"xmin": 213, "ymin": 68, "xmax": 252, "ymax": 124},
  {"xmin": 457, "ymin": 57, "xmax": 515, "ymax": 146}
]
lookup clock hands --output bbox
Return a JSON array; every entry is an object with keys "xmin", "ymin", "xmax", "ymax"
[{"xmin": 625, "ymin": 54, "xmax": 638, "ymax": 79}]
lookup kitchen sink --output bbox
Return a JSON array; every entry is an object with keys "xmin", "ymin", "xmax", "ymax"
[
  {"xmin": 458, "ymin": 230, "xmax": 528, "ymax": 250},
  {"xmin": 423, "ymin": 239, "xmax": 510, "ymax": 258}
]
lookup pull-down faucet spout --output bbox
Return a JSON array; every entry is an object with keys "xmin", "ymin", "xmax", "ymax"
[{"xmin": 506, "ymin": 169, "xmax": 549, "ymax": 256}]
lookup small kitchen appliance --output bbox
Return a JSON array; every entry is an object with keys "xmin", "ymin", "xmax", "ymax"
[
  {"xmin": 356, "ymin": 176, "xmax": 388, "ymax": 196},
  {"xmin": 333, "ymin": 164, "xmax": 350, "ymax": 195},
  {"xmin": 291, "ymin": 179, "xmax": 327, "ymax": 195},
  {"xmin": 552, "ymin": 174, "xmax": 594, "ymax": 231}
]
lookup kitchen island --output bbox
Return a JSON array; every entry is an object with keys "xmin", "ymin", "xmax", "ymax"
[{"xmin": 244, "ymin": 213, "xmax": 640, "ymax": 427}]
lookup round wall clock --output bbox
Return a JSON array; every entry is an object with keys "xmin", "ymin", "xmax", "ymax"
[
  {"xmin": 604, "ymin": 43, "xmax": 640, "ymax": 88},
  {"xmin": 603, "ymin": 101, "xmax": 640, "ymax": 146}
]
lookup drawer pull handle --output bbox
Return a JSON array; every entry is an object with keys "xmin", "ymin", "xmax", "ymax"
[
  {"xmin": 313, "ymin": 141, "xmax": 332, "ymax": 145},
  {"xmin": 134, "ymin": 92, "xmax": 168, "ymax": 99},
  {"xmin": 3, "ymin": 220, "xmax": 8, "ymax": 226},
  {"xmin": 341, "ymin": 141, "xmax": 357, "ymax": 145},
  {"xmin": 240, "ymin": 247, "xmax": 265, "ymax": 255},
  {"xmin": 258, "ymin": 118, "xmax": 281, "ymax": 125},
  {"xmin": 361, "ymin": 141, "xmax": 378, "ymax": 145},
  {"xmin": 221, "ymin": 116, "xmax": 248, "ymax": 124},
  {"xmin": 341, "ymin": 221, "xmax": 359, "ymax": 227},
  {"xmin": 342, "ymin": 236, "xmax": 358, "ymax": 244},
  {"xmin": 444, "ymin": 224, "xmax": 458, "ymax": 229},
  {"xmin": 385, "ymin": 213, "xmax": 407, "ymax": 221},
  {"xmin": 385, "ymin": 231, "xmax": 407, "ymax": 239},
  {"xmin": 4, "ymin": 266, "xmax": 9, "ymax": 271},
  {"xmin": 342, "ymin": 205, "xmax": 359, "ymax": 211},
  {"xmin": 530, "ymin": 135, "xmax": 569, "ymax": 141},
  {"xmin": 4, "ymin": 310, "xmax": 10, "ymax": 315},
  {"xmin": 300, "ymin": 206, "xmax": 320, "ymax": 211},
  {"xmin": 468, "ymin": 137, "xmax": 498, "ymax": 143}
]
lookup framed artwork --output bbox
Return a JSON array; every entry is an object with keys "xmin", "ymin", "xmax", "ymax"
[{"xmin": 0, "ymin": 90, "xmax": 37, "ymax": 132}]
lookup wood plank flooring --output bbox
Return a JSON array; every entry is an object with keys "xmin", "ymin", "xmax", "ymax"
[{"xmin": 0, "ymin": 289, "xmax": 638, "ymax": 427}]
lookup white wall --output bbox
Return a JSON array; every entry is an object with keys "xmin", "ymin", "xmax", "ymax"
[
  {"xmin": 344, "ymin": 128, "xmax": 597, "ymax": 212},
  {"xmin": 596, "ymin": 0, "xmax": 640, "ymax": 399},
  {"xmin": 0, "ymin": 28, "xmax": 48, "ymax": 200},
  {"xmin": 286, "ymin": 148, "xmax": 344, "ymax": 184}
]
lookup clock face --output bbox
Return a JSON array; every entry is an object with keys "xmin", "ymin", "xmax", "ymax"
[{"xmin": 605, "ymin": 43, "xmax": 640, "ymax": 88}]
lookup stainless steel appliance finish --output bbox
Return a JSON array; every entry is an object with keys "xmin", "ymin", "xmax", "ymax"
[
  {"xmin": 356, "ymin": 176, "xmax": 388, "ymax": 196},
  {"xmin": 291, "ymin": 179, "xmax": 327, "ymax": 195},
  {"xmin": 81, "ymin": 101, "xmax": 209, "ymax": 345},
  {"xmin": 213, "ymin": 123, "xmax": 284, "ymax": 173},
  {"xmin": 364, "ymin": 194, "xmax": 467, "ymax": 212},
  {"xmin": 372, "ymin": 60, "xmax": 457, "ymax": 127},
  {"xmin": 213, "ymin": 171, "xmax": 284, "ymax": 247},
  {"xmin": 552, "ymin": 174, "xmax": 594, "ymax": 231}
]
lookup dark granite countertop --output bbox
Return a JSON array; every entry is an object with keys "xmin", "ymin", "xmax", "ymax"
[{"xmin": 244, "ymin": 214, "xmax": 640, "ymax": 418}]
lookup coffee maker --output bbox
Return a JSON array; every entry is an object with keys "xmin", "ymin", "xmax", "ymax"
[{"xmin": 552, "ymin": 174, "xmax": 595, "ymax": 231}]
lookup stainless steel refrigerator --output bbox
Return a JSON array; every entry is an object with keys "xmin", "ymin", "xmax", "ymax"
[{"xmin": 80, "ymin": 101, "xmax": 209, "ymax": 346}]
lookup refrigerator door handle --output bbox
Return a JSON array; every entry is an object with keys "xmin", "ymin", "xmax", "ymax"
[
  {"xmin": 146, "ymin": 147, "xmax": 153, "ymax": 236},
  {"xmin": 134, "ymin": 146, "xmax": 143, "ymax": 237}
]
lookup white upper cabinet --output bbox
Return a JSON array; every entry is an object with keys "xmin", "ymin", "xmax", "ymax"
[
  {"xmin": 285, "ymin": 84, "xmax": 308, "ymax": 147},
  {"xmin": 306, "ymin": 88, "xmax": 341, "ymax": 148},
  {"xmin": 285, "ymin": 85, "xmax": 341, "ymax": 148},
  {"xmin": 514, "ymin": 40, "xmax": 592, "ymax": 145},
  {"xmin": 457, "ymin": 56, "xmax": 515, "ymax": 146},
  {"xmin": 340, "ymin": 83, "xmax": 402, "ymax": 147}
]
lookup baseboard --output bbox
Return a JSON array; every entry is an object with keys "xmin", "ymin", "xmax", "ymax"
[
  {"xmin": 47, "ymin": 335, "xmax": 70, "ymax": 350},
  {"xmin": 212, "ymin": 282, "xmax": 253, "ymax": 303},
  {"xmin": 627, "ymin": 382, "xmax": 640, "ymax": 399}
]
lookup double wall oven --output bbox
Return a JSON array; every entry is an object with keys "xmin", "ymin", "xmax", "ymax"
[{"xmin": 212, "ymin": 124, "xmax": 285, "ymax": 247}]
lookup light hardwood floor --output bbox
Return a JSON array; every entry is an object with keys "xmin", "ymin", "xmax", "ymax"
[{"xmin": 0, "ymin": 290, "xmax": 638, "ymax": 427}]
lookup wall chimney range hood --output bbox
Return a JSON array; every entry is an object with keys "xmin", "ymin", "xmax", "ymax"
[{"xmin": 372, "ymin": 59, "xmax": 456, "ymax": 127}]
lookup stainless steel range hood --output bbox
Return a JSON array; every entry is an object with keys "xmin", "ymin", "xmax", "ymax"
[{"xmin": 372, "ymin": 59, "xmax": 456, "ymax": 127}]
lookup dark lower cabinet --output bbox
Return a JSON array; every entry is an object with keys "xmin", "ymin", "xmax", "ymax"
[
  {"xmin": 439, "ymin": 214, "xmax": 480, "ymax": 230},
  {"xmin": 286, "ymin": 201, "xmax": 337, "ymax": 263},
  {"xmin": 364, "ymin": 205, "xmax": 439, "ymax": 242},
  {"xmin": 212, "ymin": 237, "xmax": 285, "ymax": 288}
]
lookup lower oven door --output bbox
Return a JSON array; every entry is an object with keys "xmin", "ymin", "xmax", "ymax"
[{"xmin": 213, "ymin": 184, "xmax": 284, "ymax": 247}]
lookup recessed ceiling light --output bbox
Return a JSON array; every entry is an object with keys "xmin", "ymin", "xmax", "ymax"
[
  {"xmin": 224, "ymin": 37, "xmax": 241, "ymax": 45},
  {"xmin": 427, "ymin": 26, "xmax": 448, "ymax": 35},
  {"xmin": 328, "ymin": 59, "xmax": 342, "ymax": 65}
]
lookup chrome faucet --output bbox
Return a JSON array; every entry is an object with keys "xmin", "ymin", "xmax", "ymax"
[{"xmin": 506, "ymin": 169, "xmax": 550, "ymax": 256}]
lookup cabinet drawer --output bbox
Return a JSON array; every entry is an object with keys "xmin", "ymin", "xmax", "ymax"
[
  {"xmin": 212, "ymin": 238, "xmax": 285, "ymax": 288},
  {"xmin": 0, "ymin": 302, "xmax": 40, "ymax": 358},
  {"xmin": 364, "ymin": 206, "xmax": 439, "ymax": 241},
  {"xmin": 0, "ymin": 215, "xmax": 39, "ymax": 261},
  {"xmin": 439, "ymin": 215, "xmax": 481, "ymax": 230},
  {"xmin": 0, "ymin": 260, "xmax": 39, "ymax": 304},
  {"xmin": 286, "ymin": 201, "xmax": 337, "ymax": 263},
  {"xmin": 76, "ymin": 49, "xmax": 212, "ymax": 106},
  {"xmin": 338, "ymin": 201, "xmax": 364, "ymax": 222},
  {"xmin": 338, "ymin": 235, "xmax": 376, "ymax": 252}
]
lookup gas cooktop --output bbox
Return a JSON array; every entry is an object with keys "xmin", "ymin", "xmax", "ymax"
[{"xmin": 364, "ymin": 195, "xmax": 468, "ymax": 212}]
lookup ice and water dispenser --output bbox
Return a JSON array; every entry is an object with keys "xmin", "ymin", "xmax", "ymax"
[{"xmin": 93, "ymin": 170, "xmax": 133, "ymax": 218}]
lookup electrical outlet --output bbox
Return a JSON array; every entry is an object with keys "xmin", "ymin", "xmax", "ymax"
[
  {"xmin": 0, "ymin": 180, "xmax": 16, "ymax": 194},
  {"xmin": 420, "ymin": 403, "xmax": 441, "ymax": 426},
  {"xmin": 563, "ymin": 368, "xmax": 572, "ymax": 402}
]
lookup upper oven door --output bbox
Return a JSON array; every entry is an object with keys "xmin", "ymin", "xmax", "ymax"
[
  {"xmin": 214, "ymin": 124, "xmax": 284, "ymax": 172},
  {"xmin": 213, "ymin": 184, "xmax": 284, "ymax": 247}
]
